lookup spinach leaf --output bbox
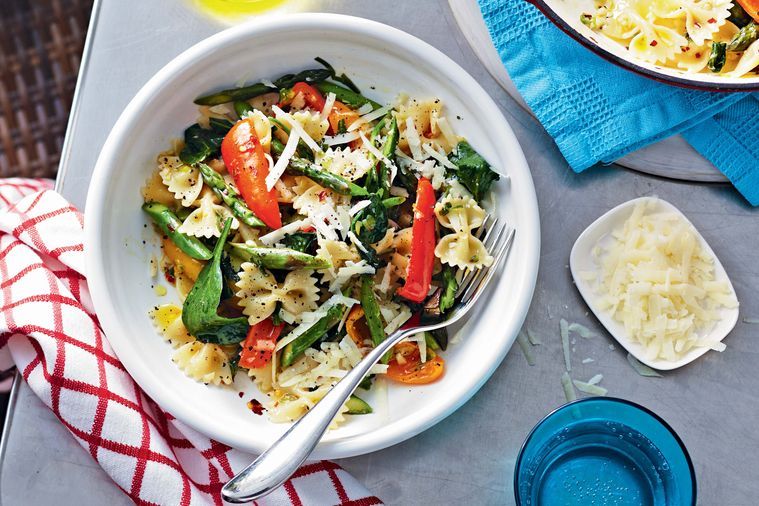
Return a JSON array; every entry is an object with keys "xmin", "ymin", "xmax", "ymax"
[
  {"xmin": 182, "ymin": 219, "xmax": 249, "ymax": 344},
  {"xmin": 179, "ymin": 118, "xmax": 233, "ymax": 165},
  {"xmin": 448, "ymin": 141, "xmax": 500, "ymax": 202},
  {"xmin": 282, "ymin": 231, "xmax": 318, "ymax": 255},
  {"xmin": 350, "ymin": 194, "xmax": 387, "ymax": 245}
]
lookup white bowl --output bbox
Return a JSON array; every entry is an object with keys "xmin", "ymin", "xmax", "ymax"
[
  {"xmin": 570, "ymin": 197, "xmax": 739, "ymax": 370},
  {"xmin": 531, "ymin": 0, "xmax": 759, "ymax": 91},
  {"xmin": 84, "ymin": 13, "xmax": 541, "ymax": 458}
]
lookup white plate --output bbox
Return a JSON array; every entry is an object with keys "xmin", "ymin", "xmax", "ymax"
[
  {"xmin": 84, "ymin": 13, "xmax": 541, "ymax": 458},
  {"xmin": 569, "ymin": 197, "xmax": 739, "ymax": 370},
  {"xmin": 534, "ymin": 0, "xmax": 759, "ymax": 92},
  {"xmin": 447, "ymin": 0, "xmax": 729, "ymax": 183}
]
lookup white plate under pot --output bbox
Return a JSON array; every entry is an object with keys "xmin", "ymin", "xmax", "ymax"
[
  {"xmin": 447, "ymin": 0, "xmax": 735, "ymax": 183},
  {"xmin": 84, "ymin": 14, "xmax": 541, "ymax": 458},
  {"xmin": 570, "ymin": 197, "xmax": 739, "ymax": 371}
]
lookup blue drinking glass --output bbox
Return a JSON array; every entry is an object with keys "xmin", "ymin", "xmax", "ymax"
[{"xmin": 515, "ymin": 397, "xmax": 696, "ymax": 506}]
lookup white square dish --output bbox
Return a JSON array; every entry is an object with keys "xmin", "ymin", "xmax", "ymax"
[{"xmin": 569, "ymin": 197, "xmax": 739, "ymax": 371}]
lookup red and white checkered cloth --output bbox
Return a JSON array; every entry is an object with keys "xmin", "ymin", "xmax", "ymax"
[{"xmin": 0, "ymin": 178, "xmax": 382, "ymax": 506}]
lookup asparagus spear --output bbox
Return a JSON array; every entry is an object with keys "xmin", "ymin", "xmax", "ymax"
[
  {"xmin": 360, "ymin": 275, "xmax": 392, "ymax": 364},
  {"xmin": 281, "ymin": 304, "xmax": 344, "ymax": 366},
  {"xmin": 727, "ymin": 22, "xmax": 758, "ymax": 52},
  {"xmin": 194, "ymin": 68, "xmax": 332, "ymax": 105},
  {"xmin": 288, "ymin": 157, "xmax": 368, "ymax": 196},
  {"xmin": 197, "ymin": 163, "xmax": 266, "ymax": 228},
  {"xmin": 234, "ymin": 101, "xmax": 254, "ymax": 118},
  {"xmin": 315, "ymin": 81, "xmax": 382, "ymax": 110},
  {"xmin": 708, "ymin": 42, "xmax": 727, "ymax": 73},
  {"xmin": 229, "ymin": 243, "xmax": 331, "ymax": 270},
  {"xmin": 142, "ymin": 202, "xmax": 212, "ymax": 260}
]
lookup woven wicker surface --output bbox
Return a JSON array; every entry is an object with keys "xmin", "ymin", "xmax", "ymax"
[{"xmin": 0, "ymin": 0, "xmax": 94, "ymax": 179}]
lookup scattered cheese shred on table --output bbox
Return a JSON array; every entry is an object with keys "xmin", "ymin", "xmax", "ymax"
[
  {"xmin": 516, "ymin": 332, "xmax": 536, "ymax": 366},
  {"xmin": 590, "ymin": 200, "xmax": 738, "ymax": 362}
]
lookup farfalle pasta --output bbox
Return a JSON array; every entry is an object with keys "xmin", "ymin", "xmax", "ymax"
[
  {"xmin": 236, "ymin": 265, "xmax": 320, "ymax": 325},
  {"xmin": 178, "ymin": 188, "xmax": 239, "ymax": 238},
  {"xmin": 434, "ymin": 196, "xmax": 493, "ymax": 270},
  {"xmin": 582, "ymin": 0, "xmax": 759, "ymax": 77},
  {"xmin": 141, "ymin": 60, "xmax": 504, "ymax": 426}
]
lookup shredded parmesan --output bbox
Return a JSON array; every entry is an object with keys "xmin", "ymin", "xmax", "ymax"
[
  {"xmin": 568, "ymin": 322, "xmax": 595, "ymax": 339},
  {"xmin": 516, "ymin": 332, "xmax": 536, "ymax": 366},
  {"xmin": 434, "ymin": 116, "xmax": 458, "ymax": 147},
  {"xmin": 404, "ymin": 117, "xmax": 423, "ymax": 160},
  {"xmin": 590, "ymin": 199, "xmax": 738, "ymax": 361},
  {"xmin": 347, "ymin": 231, "xmax": 368, "ymax": 254},
  {"xmin": 626, "ymin": 353, "xmax": 662, "ymax": 377},
  {"xmin": 573, "ymin": 380, "xmax": 608, "ymax": 396},
  {"xmin": 348, "ymin": 199, "xmax": 372, "ymax": 216},
  {"xmin": 587, "ymin": 374, "xmax": 603, "ymax": 385},
  {"xmin": 259, "ymin": 218, "xmax": 312, "ymax": 246},
  {"xmin": 560, "ymin": 318, "xmax": 571, "ymax": 371},
  {"xmin": 272, "ymin": 105, "xmax": 321, "ymax": 153},
  {"xmin": 422, "ymin": 143, "xmax": 456, "ymax": 169},
  {"xmin": 320, "ymin": 92, "xmax": 336, "ymax": 122},
  {"xmin": 526, "ymin": 329, "xmax": 542, "ymax": 345},
  {"xmin": 356, "ymin": 103, "xmax": 374, "ymax": 115},
  {"xmin": 561, "ymin": 372, "xmax": 577, "ymax": 402},
  {"xmin": 360, "ymin": 105, "xmax": 390, "ymax": 123},
  {"xmin": 266, "ymin": 127, "xmax": 300, "ymax": 190},
  {"xmin": 323, "ymin": 131, "xmax": 361, "ymax": 146}
]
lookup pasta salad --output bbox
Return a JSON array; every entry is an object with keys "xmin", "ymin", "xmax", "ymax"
[
  {"xmin": 142, "ymin": 59, "xmax": 502, "ymax": 424},
  {"xmin": 581, "ymin": 0, "xmax": 759, "ymax": 77}
]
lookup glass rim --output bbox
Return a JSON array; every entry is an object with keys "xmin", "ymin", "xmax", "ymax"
[{"xmin": 513, "ymin": 396, "xmax": 697, "ymax": 506}]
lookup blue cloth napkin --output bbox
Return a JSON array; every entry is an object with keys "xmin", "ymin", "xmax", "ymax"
[{"xmin": 478, "ymin": 0, "xmax": 759, "ymax": 205}]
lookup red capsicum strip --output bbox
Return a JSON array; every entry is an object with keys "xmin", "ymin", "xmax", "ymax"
[
  {"xmin": 221, "ymin": 117, "xmax": 282, "ymax": 229},
  {"xmin": 239, "ymin": 318, "xmax": 285, "ymax": 369},
  {"xmin": 397, "ymin": 178, "xmax": 436, "ymax": 303}
]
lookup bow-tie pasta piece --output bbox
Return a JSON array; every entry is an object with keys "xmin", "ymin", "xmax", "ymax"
[
  {"xmin": 173, "ymin": 341, "xmax": 234, "ymax": 386},
  {"xmin": 434, "ymin": 195, "xmax": 486, "ymax": 232},
  {"xmin": 158, "ymin": 155, "xmax": 203, "ymax": 207},
  {"xmin": 149, "ymin": 304, "xmax": 233, "ymax": 385},
  {"xmin": 278, "ymin": 269, "xmax": 321, "ymax": 316},
  {"xmin": 435, "ymin": 231, "xmax": 493, "ymax": 271},
  {"xmin": 236, "ymin": 266, "xmax": 320, "ymax": 325},
  {"xmin": 149, "ymin": 304, "xmax": 195, "ymax": 348},
  {"xmin": 235, "ymin": 265, "xmax": 279, "ymax": 325},
  {"xmin": 178, "ymin": 188, "xmax": 239, "ymax": 238}
]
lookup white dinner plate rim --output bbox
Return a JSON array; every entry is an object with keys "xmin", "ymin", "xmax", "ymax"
[{"xmin": 84, "ymin": 13, "xmax": 541, "ymax": 457}]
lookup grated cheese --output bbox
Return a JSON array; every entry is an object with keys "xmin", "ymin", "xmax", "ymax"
[
  {"xmin": 266, "ymin": 127, "xmax": 299, "ymax": 191},
  {"xmin": 587, "ymin": 374, "xmax": 603, "ymax": 385},
  {"xmin": 526, "ymin": 329, "xmax": 542, "ymax": 345},
  {"xmin": 320, "ymin": 92, "xmax": 336, "ymax": 122},
  {"xmin": 347, "ymin": 231, "xmax": 368, "ymax": 254},
  {"xmin": 323, "ymin": 131, "xmax": 361, "ymax": 146},
  {"xmin": 434, "ymin": 116, "xmax": 459, "ymax": 147},
  {"xmin": 348, "ymin": 199, "xmax": 372, "ymax": 216},
  {"xmin": 422, "ymin": 143, "xmax": 457, "ymax": 169},
  {"xmin": 561, "ymin": 372, "xmax": 577, "ymax": 402},
  {"xmin": 560, "ymin": 318, "xmax": 571, "ymax": 372},
  {"xmin": 516, "ymin": 332, "xmax": 536, "ymax": 366},
  {"xmin": 328, "ymin": 260, "xmax": 375, "ymax": 292},
  {"xmin": 404, "ymin": 117, "xmax": 423, "ymax": 160},
  {"xmin": 590, "ymin": 199, "xmax": 738, "ymax": 361},
  {"xmin": 356, "ymin": 103, "xmax": 374, "ymax": 115},
  {"xmin": 568, "ymin": 322, "xmax": 595, "ymax": 339},
  {"xmin": 573, "ymin": 380, "xmax": 608, "ymax": 396},
  {"xmin": 626, "ymin": 353, "xmax": 662, "ymax": 377},
  {"xmin": 259, "ymin": 218, "xmax": 312, "ymax": 246},
  {"xmin": 272, "ymin": 105, "xmax": 322, "ymax": 153}
]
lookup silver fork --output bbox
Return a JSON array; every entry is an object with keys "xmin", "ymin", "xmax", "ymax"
[{"xmin": 222, "ymin": 219, "xmax": 516, "ymax": 503}]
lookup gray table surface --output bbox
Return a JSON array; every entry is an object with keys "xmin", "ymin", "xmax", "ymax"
[{"xmin": 2, "ymin": 0, "xmax": 758, "ymax": 504}]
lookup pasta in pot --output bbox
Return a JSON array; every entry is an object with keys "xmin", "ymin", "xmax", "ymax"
[
  {"xmin": 582, "ymin": 0, "xmax": 758, "ymax": 77},
  {"xmin": 141, "ymin": 61, "xmax": 505, "ymax": 426}
]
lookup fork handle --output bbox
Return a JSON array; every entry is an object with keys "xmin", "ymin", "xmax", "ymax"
[{"xmin": 222, "ymin": 325, "xmax": 419, "ymax": 503}]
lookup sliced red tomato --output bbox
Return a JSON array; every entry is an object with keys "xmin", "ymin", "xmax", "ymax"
[
  {"xmin": 396, "ymin": 178, "xmax": 436, "ymax": 302},
  {"xmin": 736, "ymin": 0, "xmax": 759, "ymax": 22},
  {"xmin": 290, "ymin": 82, "xmax": 361, "ymax": 135},
  {"xmin": 386, "ymin": 342, "xmax": 445, "ymax": 385},
  {"xmin": 239, "ymin": 318, "xmax": 285, "ymax": 369},
  {"xmin": 292, "ymin": 82, "xmax": 326, "ymax": 110},
  {"xmin": 221, "ymin": 118, "xmax": 282, "ymax": 229}
]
